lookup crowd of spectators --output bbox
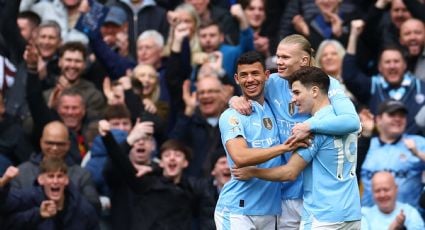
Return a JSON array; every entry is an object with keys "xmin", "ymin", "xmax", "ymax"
[{"xmin": 0, "ymin": 0, "xmax": 425, "ymax": 229}]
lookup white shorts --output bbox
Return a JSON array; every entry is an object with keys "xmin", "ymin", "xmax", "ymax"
[
  {"xmin": 278, "ymin": 199, "xmax": 303, "ymax": 230},
  {"xmin": 300, "ymin": 216, "xmax": 361, "ymax": 230},
  {"xmin": 214, "ymin": 210, "xmax": 278, "ymax": 230}
]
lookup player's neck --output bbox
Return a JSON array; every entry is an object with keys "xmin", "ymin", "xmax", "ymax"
[{"xmin": 311, "ymin": 97, "xmax": 330, "ymax": 115}]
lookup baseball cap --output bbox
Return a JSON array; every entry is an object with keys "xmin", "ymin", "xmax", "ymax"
[
  {"xmin": 104, "ymin": 6, "xmax": 127, "ymax": 26},
  {"xmin": 377, "ymin": 100, "xmax": 408, "ymax": 115}
]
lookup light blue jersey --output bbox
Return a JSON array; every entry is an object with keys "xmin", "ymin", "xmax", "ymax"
[
  {"xmin": 296, "ymin": 105, "xmax": 361, "ymax": 223},
  {"xmin": 361, "ymin": 134, "xmax": 425, "ymax": 208},
  {"xmin": 217, "ymin": 101, "xmax": 282, "ymax": 215},
  {"xmin": 265, "ymin": 73, "xmax": 360, "ymax": 200}
]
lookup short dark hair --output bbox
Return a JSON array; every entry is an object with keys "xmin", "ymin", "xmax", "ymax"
[
  {"xmin": 199, "ymin": 20, "xmax": 222, "ymax": 32},
  {"xmin": 58, "ymin": 42, "xmax": 88, "ymax": 60},
  {"xmin": 378, "ymin": 44, "xmax": 408, "ymax": 64},
  {"xmin": 18, "ymin": 11, "xmax": 41, "ymax": 26},
  {"xmin": 104, "ymin": 104, "xmax": 131, "ymax": 120},
  {"xmin": 288, "ymin": 66, "xmax": 330, "ymax": 94},
  {"xmin": 159, "ymin": 139, "xmax": 192, "ymax": 161},
  {"xmin": 236, "ymin": 51, "xmax": 266, "ymax": 71},
  {"xmin": 40, "ymin": 157, "xmax": 68, "ymax": 174}
]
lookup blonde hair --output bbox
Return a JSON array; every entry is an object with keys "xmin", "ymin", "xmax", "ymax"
[
  {"xmin": 133, "ymin": 64, "xmax": 160, "ymax": 102},
  {"xmin": 315, "ymin": 39, "xmax": 345, "ymax": 68},
  {"xmin": 163, "ymin": 3, "xmax": 202, "ymax": 58},
  {"xmin": 279, "ymin": 34, "xmax": 316, "ymax": 67}
]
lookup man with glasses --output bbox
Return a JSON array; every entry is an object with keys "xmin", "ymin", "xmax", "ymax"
[{"xmin": 10, "ymin": 121, "xmax": 101, "ymax": 213}]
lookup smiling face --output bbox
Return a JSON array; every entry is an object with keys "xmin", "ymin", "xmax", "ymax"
[
  {"xmin": 291, "ymin": 81, "xmax": 315, "ymax": 114},
  {"xmin": 400, "ymin": 19, "xmax": 425, "ymax": 57},
  {"xmin": 319, "ymin": 43, "xmax": 342, "ymax": 77},
  {"xmin": 196, "ymin": 77, "xmax": 226, "ymax": 118},
  {"xmin": 376, "ymin": 111, "xmax": 407, "ymax": 139},
  {"xmin": 36, "ymin": 27, "xmax": 61, "ymax": 59},
  {"xmin": 276, "ymin": 43, "xmax": 309, "ymax": 78},
  {"xmin": 133, "ymin": 65, "xmax": 158, "ymax": 97},
  {"xmin": 378, "ymin": 50, "xmax": 407, "ymax": 86},
  {"xmin": 57, "ymin": 95, "xmax": 86, "ymax": 131},
  {"xmin": 372, "ymin": 172, "xmax": 397, "ymax": 214},
  {"xmin": 38, "ymin": 170, "xmax": 69, "ymax": 203},
  {"xmin": 235, "ymin": 62, "xmax": 269, "ymax": 102},
  {"xmin": 58, "ymin": 50, "xmax": 85, "ymax": 84},
  {"xmin": 160, "ymin": 149, "xmax": 188, "ymax": 182},
  {"xmin": 211, "ymin": 156, "xmax": 230, "ymax": 187},
  {"xmin": 40, "ymin": 122, "xmax": 70, "ymax": 159}
]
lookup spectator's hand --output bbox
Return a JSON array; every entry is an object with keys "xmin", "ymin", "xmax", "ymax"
[
  {"xmin": 40, "ymin": 200, "xmax": 57, "ymax": 218},
  {"xmin": 0, "ymin": 166, "xmax": 19, "ymax": 187},
  {"xmin": 143, "ymin": 98, "xmax": 158, "ymax": 114},
  {"xmin": 174, "ymin": 22, "xmax": 191, "ymax": 43},
  {"xmin": 231, "ymin": 166, "xmax": 255, "ymax": 180},
  {"xmin": 350, "ymin": 19, "xmax": 365, "ymax": 38},
  {"xmin": 230, "ymin": 4, "xmax": 249, "ymax": 29},
  {"xmin": 292, "ymin": 15, "xmax": 309, "ymax": 36},
  {"xmin": 254, "ymin": 33, "xmax": 270, "ymax": 56},
  {"xmin": 133, "ymin": 165, "xmax": 153, "ymax": 177},
  {"xmin": 98, "ymin": 120, "xmax": 111, "ymax": 136},
  {"xmin": 403, "ymin": 138, "xmax": 418, "ymax": 155},
  {"xmin": 389, "ymin": 209, "xmax": 406, "ymax": 230},
  {"xmin": 324, "ymin": 11, "xmax": 343, "ymax": 37},
  {"xmin": 207, "ymin": 51, "xmax": 223, "ymax": 72},
  {"xmin": 48, "ymin": 76, "xmax": 70, "ymax": 108},
  {"xmin": 182, "ymin": 80, "xmax": 197, "ymax": 116},
  {"xmin": 290, "ymin": 123, "xmax": 312, "ymax": 144},
  {"xmin": 78, "ymin": 0, "xmax": 90, "ymax": 13},
  {"xmin": 229, "ymin": 96, "xmax": 252, "ymax": 115},
  {"xmin": 220, "ymin": 85, "xmax": 235, "ymax": 106},
  {"xmin": 193, "ymin": 52, "xmax": 209, "ymax": 65},
  {"xmin": 167, "ymin": 10, "xmax": 181, "ymax": 27},
  {"xmin": 375, "ymin": 0, "xmax": 392, "ymax": 9},
  {"xmin": 359, "ymin": 108, "xmax": 374, "ymax": 137},
  {"xmin": 127, "ymin": 119, "xmax": 154, "ymax": 145}
]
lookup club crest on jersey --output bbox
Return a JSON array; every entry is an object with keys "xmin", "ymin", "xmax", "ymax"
[
  {"xmin": 228, "ymin": 116, "xmax": 239, "ymax": 126},
  {"xmin": 263, "ymin": 118, "xmax": 273, "ymax": 130},
  {"xmin": 288, "ymin": 102, "xmax": 295, "ymax": 116}
]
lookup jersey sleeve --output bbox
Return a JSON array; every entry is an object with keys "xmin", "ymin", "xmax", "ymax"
[
  {"xmin": 306, "ymin": 77, "xmax": 360, "ymax": 135},
  {"xmin": 219, "ymin": 109, "xmax": 246, "ymax": 144}
]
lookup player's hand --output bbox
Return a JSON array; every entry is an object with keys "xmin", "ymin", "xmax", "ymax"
[
  {"xmin": 40, "ymin": 200, "xmax": 57, "ymax": 218},
  {"xmin": 229, "ymin": 96, "xmax": 252, "ymax": 115},
  {"xmin": 283, "ymin": 136, "xmax": 310, "ymax": 152},
  {"xmin": 290, "ymin": 123, "xmax": 311, "ymax": 144},
  {"xmin": 231, "ymin": 166, "xmax": 255, "ymax": 180}
]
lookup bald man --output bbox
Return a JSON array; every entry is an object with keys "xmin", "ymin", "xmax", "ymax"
[
  {"xmin": 361, "ymin": 172, "xmax": 424, "ymax": 230},
  {"xmin": 10, "ymin": 121, "xmax": 101, "ymax": 213},
  {"xmin": 399, "ymin": 18, "xmax": 425, "ymax": 81}
]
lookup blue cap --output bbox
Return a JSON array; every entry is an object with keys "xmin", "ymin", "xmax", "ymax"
[{"xmin": 104, "ymin": 6, "xmax": 127, "ymax": 26}]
